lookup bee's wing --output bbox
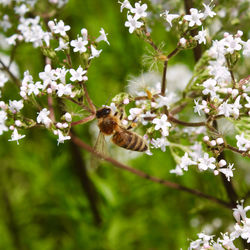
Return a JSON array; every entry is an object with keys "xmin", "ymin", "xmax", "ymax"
[{"xmin": 91, "ymin": 132, "xmax": 108, "ymax": 169}]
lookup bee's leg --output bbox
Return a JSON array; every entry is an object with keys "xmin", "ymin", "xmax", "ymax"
[
  {"xmin": 126, "ymin": 117, "xmax": 137, "ymax": 130},
  {"xmin": 119, "ymin": 110, "xmax": 124, "ymax": 120}
]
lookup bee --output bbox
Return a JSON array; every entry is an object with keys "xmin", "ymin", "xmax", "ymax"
[{"xmin": 95, "ymin": 107, "xmax": 148, "ymax": 152}]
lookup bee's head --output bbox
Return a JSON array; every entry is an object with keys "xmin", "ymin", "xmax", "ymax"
[{"xmin": 96, "ymin": 107, "xmax": 111, "ymax": 118}]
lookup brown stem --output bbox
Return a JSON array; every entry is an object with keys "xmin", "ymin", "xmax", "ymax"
[
  {"xmin": 70, "ymin": 134, "xmax": 231, "ymax": 209},
  {"xmin": 168, "ymin": 115, "xmax": 206, "ymax": 127},
  {"xmin": 161, "ymin": 60, "xmax": 168, "ymax": 96},
  {"xmin": 226, "ymin": 145, "xmax": 250, "ymax": 158},
  {"xmin": 71, "ymin": 114, "xmax": 95, "ymax": 126},
  {"xmin": 170, "ymin": 102, "xmax": 188, "ymax": 115},
  {"xmin": 63, "ymin": 97, "xmax": 93, "ymax": 113},
  {"xmin": 70, "ymin": 129, "xmax": 102, "ymax": 225}
]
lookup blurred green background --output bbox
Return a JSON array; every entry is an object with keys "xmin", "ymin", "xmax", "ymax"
[{"xmin": 0, "ymin": 0, "xmax": 250, "ymax": 249}]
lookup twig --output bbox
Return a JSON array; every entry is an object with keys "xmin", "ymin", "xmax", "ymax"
[
  {"xmin": 161, "ymin": 60, "xmax": 168, "ymax": 96},
  {"xmin": 70, "ymin": 134, "xmax": 232, "ymax": 209},
  {"xmin": 71, "ymin": 114, "xmax": 95, "ymax": 126},
  {"xmin": 226, "ymin": 144, "xmax": 250, "ymax": 158},
  {"xmin": 168, "ymin": 115, "xmax": 206, "ymax": 127}
]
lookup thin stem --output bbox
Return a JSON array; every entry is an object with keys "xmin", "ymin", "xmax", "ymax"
[
  {"xmin": 168, "ymin": 115, "xmax": 206, "ymax": 127},
  {"xmin": 63, "ymin": 97, "xmax": 92, "ymax": 113},
  {"xmin": 161, "ymin": 60, "xmax": 168, "ymax": 96},
  {"xmin": 71, "ymin": 114, "xmax": 95, "ymax": 126},
  {"xmin": 226, "ymin": 144, "xmax": 250, "ymax": 158},
  {"xmin": 70, "ymin": 134, "xmax": 232, "ymax": 209}
]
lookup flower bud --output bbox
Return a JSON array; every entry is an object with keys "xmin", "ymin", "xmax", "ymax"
[
  {"xmin": 64, "ymin": 112, "xmax": 72, "ymax": 122},
  {"xmin": 210, "ymin": 140, "xmax": 216, "ymax": 147},
  {"xmin": 203, "ymin": 136, "xmax": 209, "ymax": 142},
  {"xmin": 216, "ymin": 138, "xmax": 224, "ymax": 145},
  {"xmin": 15, "ymin": 120, "xmax": 22, "ymax": 127},
  {"xmin": 218, "ymin": 159, "xmax": 227, "ymax": 167}
]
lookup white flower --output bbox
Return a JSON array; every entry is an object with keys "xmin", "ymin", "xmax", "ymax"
[
  {"xmin": 156, "ymin": 95, "xmax": 172, "ymax": 108},
  {"xmin": 0, "ymin": 72, "xmax": 8, "ymax": 87},
  {"xmin": 89, "ymin": 45, "xmax": 102, "ymax": 59},
  {"xmin": 9, "ymin": 100, "xmax": 24, "ymax": 113},
  {"xmin": 184, "ymin": 8, "xmax": 204, "ymax": 27},
  {"xmin": 219, "ymin": 163, "xmax": 235, "ymax": 181},
  {"xmin": 202, "ymin": 78, "xmax": 218, "ymax": 98},
  {"xmin": 231, "ymin": 95, "xmax": 242, "ymax": 119},
  {"xmin": 161, "ymin": 10, "xmax": 179, "ymax": 27},
  {"xmin": 37, "ymin": 108, "xmax": 52, "ymax": 128},
  {"xmin": 53, "ymin": 20, "xmax": 70, "ymax": 36},
  {"xmin": 14, "ymin": 4, "xmax": 29, "ymax": 16},
  {"xmin": 152, "ymin": 114, "xmax": 171, "ymax": 136},
  {"xmin": 224, "ymin": 34, "xmax": 242, "ymax": 54},
  {"xmin": 239, "ymin": 218, "xmax": 250, "ymax": 243},
  {"xmin": 245, "ymin": 96, "xmax": 250, "ymax": 109},
  {"xmin": 27, "ymin": 81, "xmax": 43, "ymax": 96},
  {"xmin": 233, "ymin": 202, "xmax": 250, "ymax": 223},
  {"xmin": 202, "ymin": 3, "xmax": 216, "ymax": 18},
  {"xmin": 69, "ymin": 66, "xmax": 88, "ymax": 82},
  {"xmin": 179, "ymin": 152, "xmax": 197, "ymax": 171},
  {"xmin": 118, "ymin": 0, "xmax": 132, "ymax": 12},
  {"xmin": 95, "ymin": 28, "xmax": 110, "ymax": 45},
  {"xmin": 127, "ymin": 108, "xmax": 141, "ymax": 121},
  {"xmin": 39, "ymin": 64, "xmax": 56, "ymax": 87},
  {"xmin": 80, "ymin": 28, "xmax": 88, "ymax": 40},
  {"xmin": 179, "ymin": 37, "xmax": 186, "ymax": 46},
  {"xmin": 151, "ymin": 137, "xmax": 169, "ymax": 152},
  {"xmin": 170, "ymin": 165, "xmax": 184, "ymax": 175},
  {"xmin": 236, "ymin": 133, "xmax": 250, "ymax": 151},
  {"xmin": 198, "ymin": 153, "xmax": 216, "ymax": 171},
  {"xmin": 194, "ymin": 27, "xmax": 207, "ymax": 44},
  {"xmin": 56, "ymin": 83, "xmax": 73, "ymax": 97},
  {"xmin": 194, "ymin": 99, "xmax": 207, "ymax": 116},
  {"xmin": 0, "ymin": 110, "xmax": 8, "ymax": 135},
  {"xmin": 8, "ymin": 128, "xmax": 25, "ymax": 145},
  {"xmin": 131, "ymin": 2, "xmax": 147, "ymax": 19},
  {"xmin": 218, "ymin": 100, "xmax": 233, "ymax": 117},
  {"xmin": 125, "ymin": 15, "xmax": 143, "ymax": 33},
  {"xmin": 55, "ymin": 38, "xmax": 69, "ymax": 51},
  {"xmin": 70, "ymin": 37, "xmax": 88, "ymax": 53},
  {"xmin": 64, "ymin": 112, "xmax": 72, "ymax": 122},
  {"xmin": 242, "ymin": 39, "xmax": 250, "ymax": 57},
  {"xmin": 54, "ymin": 67, "xmax": 68, "ymax": 83},
  {"xmin": 218, "ymin": 233, "xmax": 236, "ymax": 249},
  {"xmin": 57, "ymin": 130, "xmax": 71, "ymax": 145}
]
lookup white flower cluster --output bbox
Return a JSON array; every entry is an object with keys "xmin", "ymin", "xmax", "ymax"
[
  {"xmin": 119, "ymin": 0, "xmax": 147, "ymax": 33},
  {"xmin": 189, "ymin": 201, "xmax": 250, "ymax": 249},
  {"xmin": 193, "ymin": 32, "xmax": 250, "ymax": 120},
  {"xmin": 169, "ymin": 141, "xmax": 235, "ymax": 181}
]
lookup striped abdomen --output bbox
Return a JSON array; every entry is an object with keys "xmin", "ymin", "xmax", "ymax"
[{"xmin": 112, "ymin": 130, "xmax": 148, "ymax": 152}]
